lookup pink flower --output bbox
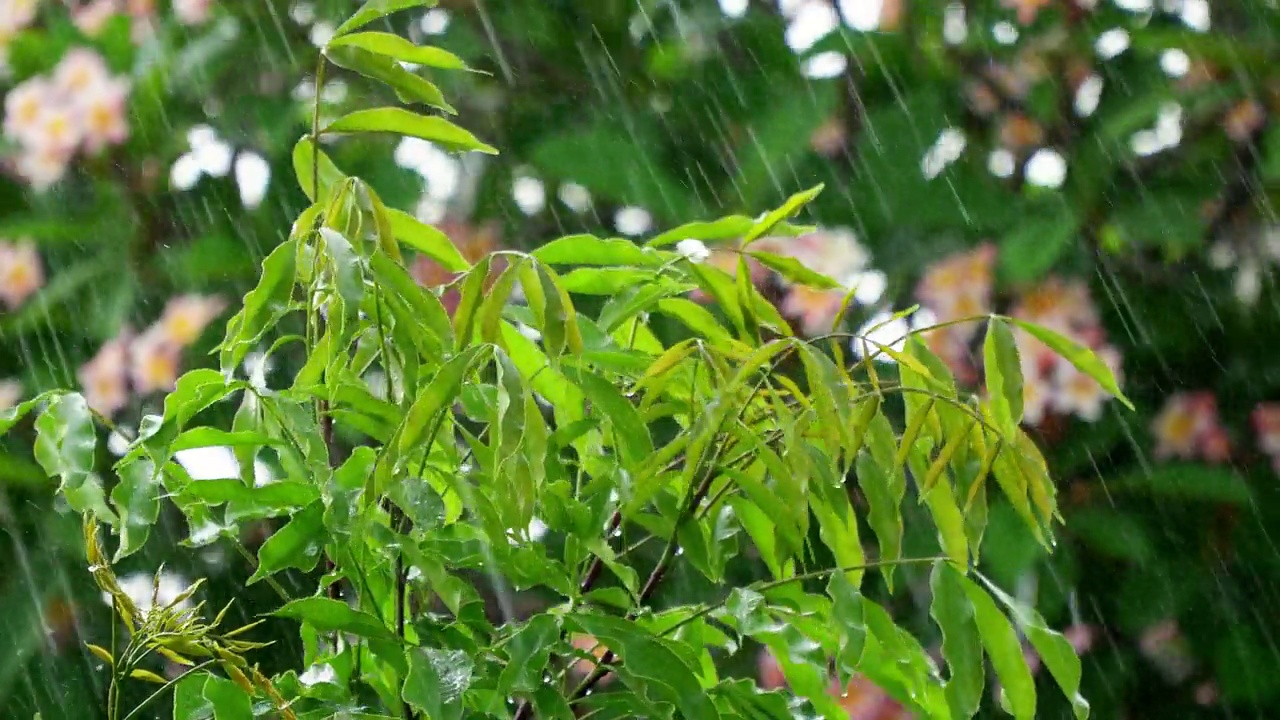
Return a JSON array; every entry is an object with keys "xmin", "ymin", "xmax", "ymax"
[
  {"xmin": 155, "ymin": 294, "xmax": 227, "ymax": 346},
  {"xmin": 52, "ymin": 49, "xmax": 113, "ymax": 98},
  {"xmin": 0, "ymin": 238, "xmax": 44, "ymax": 309},
  {"xmin": 14, "ymin": 145, "xmax": 73, "ymax": 192},
  {"xmin": 78, "ymin": 332, "xmax": 132, "ymax": 417},
  {"xmin": 3, "ymin": 77, "xmax": 53, "ymax": 145},
  {"xmin": 916, "ymin": 244, "xmax": 997, "ymax": 326},
  {"xmin": 1252, "ymin": 403, "xmax": 1280, "ymax": 472},
  {"xmin": 73, "ymin": 0, "xmax": 122, "ymax": 37},
  {"xmin": 1152, "ymin": 392, "xmax": 1229, "ymax": 463},
  {"xmin": 80, "ymin": 77, "xmax": 131, "ymax": 153},
  {"xmin": 0, "ymin": 378, "xmax": 22, "ymax": 411},
  {"xmin": 173, "ymin": 0, "xmax": 214, "ymax": 26},
  {"xmin": 780, "ymin": 284, "xmax": 848, "ymax": 337},
  {"xmin": 1138, "ymin": 619, "xmax": 1196, "ymax": 684},
  {"xmin": 128, "ymin": 327, "xmax": 182, "ymax": 395}
]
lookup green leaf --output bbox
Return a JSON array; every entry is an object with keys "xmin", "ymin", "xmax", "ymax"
[
  {"xmin": 335, "ymin": 0, "xmax": 435, "ymax": 36},
  {"xmin": 571, "ymin": 614, "xmax": 723, "ymax": 720},
  {"xmin": 249, "ymin": 501, "xmax": 326, "ymax": 584},
  {"xmin": 180, "ymin": 479, "xmax": 319, "ymax": 510},
  {"xmin": 272, "ymin": 597, "xmax": 397, "ymax": 642},
  {"xmin": 558, "ymin": 267, "xmax": 659, "ymax": 295},
  {"xmin": 110, "ymin": 459, "xmax": 162, "ymax": 560},
  {"xmin": 827, "ymin": 572, "xmax": 867, "ymax": 671},
  {"xmin": 930, "ymin": 562, "xmax": 984, "ymax": 719},
  {"xmin": 1007, "ymin": 317, "xmax": 1132, "ymax": 409},
  {"xmin": 854, "ymin": 435, "xmax": 903, "ymax": 588},
  {"xmin": 0, "ymin": 390, "xmax": 58, "ymax": 436},
  {"xmin": 386, "ymin": 207, "xmax": 470, "ymax": 271},
  {"xmin": 958, "ymin": 573, "xmax": 1036, "ymax": 719},
  {"xmin": 326, "ymin": 109, "xmax": 497, "ymax": 154},
  {"xmin": 34, "ymin": 393, "xmax": 114, "ymax": 523},
  {"xmin": 324, "ymin": 46, "xmax": 456, "ymax": 114},
  {"xmin": 999, "ymin": 205, "xmax": 1078, "ymax": 283},
  {"xmin": 497, "ymin": 615, "xmax": 561, "ymax": 694},
  {"xmin": 533, "ymin": 235, "xmax": 663, "ymax": 267},
  {"xmin": 170, "ymin": 427, "xmax": 283, "ymax": 453},
  {"xmin": 747, "ymin": 251, "xmax": 840, "ymax": 289},
  {"xmin": 977, "ymin": 575, "xmax": 1090, "ymax": 719},
  {"xmin": 742, "ymin": 184, "xmax": 823, "ymax": 245},
  {"xmin": 292, "ymin": 137, "xmax": 346, "ymax": 202},
  {"xmin": 647, "ymin": 216, "xmax": 755, "ymax": 247},
  {"xmin": 403, "ymin": 647, "xmax": 472, "ymax": 720},
  {"xmin": 328, "ymin": 32, "xmax": 473, "ymax": 71},
  {"xmin": 395, "ymin": 348, "xmax": 483, "ymax": 455},
  {"xmin": 983, "ymin": 317, "xmax": 1023, "ymax": 434},
  {"xmin": 219, "ymin": 239, "xmax": 297, "ymax": 373},
  {"xmin": 565, "ymin": 367, "xmax": 652, "ymax": 471},
  {"xmin": 1107, "ymin": 464, "xmax": 1251, "ymax": 504},
  {"xmin": 810, "ymin": 483, "xmax": 865, "ymax": 588},
  {"xmin": 201, "ymin": 674, "xmax": 253, "ymax": 720},
  {"xmin": 653, "ymin": 298, "xmax": 738, "ymax": 348}
]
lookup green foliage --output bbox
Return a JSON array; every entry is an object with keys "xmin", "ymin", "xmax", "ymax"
[{"xmin": 0, "ymin": 6, "xmax": 1136, "ymax": 720}]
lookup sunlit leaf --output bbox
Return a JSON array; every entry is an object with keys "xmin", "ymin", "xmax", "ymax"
[
  {"xmin": 329, "ymin": 31, "xmax": 474, "ymax": 71},
  {"xmin": 326, "ymin": 108, "xmax": 496, "ymax": 153},
  {"xmin": 1007, "ymin": 317, "xmax": 1132, "ymax": 409},
  {"xmin": 324, "ymin": 45, "xmax": 457, "ymax": 114}
]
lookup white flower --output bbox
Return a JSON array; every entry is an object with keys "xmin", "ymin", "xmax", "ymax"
[{"xmin": 675, "ymin": 238, "xmax": 711, "ymax": 264}]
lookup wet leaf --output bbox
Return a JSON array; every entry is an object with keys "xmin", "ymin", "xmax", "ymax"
[
  {"xmin": 930, "ymin": 562, "xmax": 984, "ymax": 718},
  {"xmin": 403, "ymin": 647, "xmax": 472, "ymax": 720},
  {"xmin": 958, "ymin": 573, "xmax": 1036, "ymax": 719},
  {"xmin": 249, "ymin": 501, "xmax": 326, "ymax": 584}
]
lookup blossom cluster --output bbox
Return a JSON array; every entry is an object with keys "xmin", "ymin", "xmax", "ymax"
[
  {"xmin": 72, "ymin": 0, "xmax": 214, "ymax": 41},
  {"xmin": 3, "ymin": 48, "xmax": 130, "ymax": 191},
  {"xmin": 78, "ymin": 294, "xmax": 225, "ymax": 416},
  {"xmin": 0, "ymin": 237, "xmax": 45, "ymax": 411}
]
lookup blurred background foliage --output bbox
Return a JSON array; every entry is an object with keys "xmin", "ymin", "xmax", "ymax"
[{"xmin": 2, "ymin": 0, "xmax": 1280, "ymax": 717}]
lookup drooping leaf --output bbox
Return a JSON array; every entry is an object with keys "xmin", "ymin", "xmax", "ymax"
[
  {"xmin": 958, "ymin": 574, "xmax": 1037, "ymax": 719},
  {"xmin": 1008, "ymin": 317, "xmax": 1132, "ymax": 409},
  {"xmin": 983, "ymin": 317, "xmax": 1024, "ymax": 434},
  {"xmin": 386, "ymin": 207, "xmax": 470, "ymax": 271},
  {"xmin": 34, "ymin": 393, "xmax": 114, "ymax": 523},
  {"xmin": 930, "ymin": 562, "xmax": 984, "ymax": 719},
  {"xmin": 110, "ymin": 458, "xmax": 162, "ymax": 559}
]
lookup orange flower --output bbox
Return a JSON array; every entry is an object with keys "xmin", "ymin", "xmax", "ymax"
[
  {"xmin": 78, "ymin": 331, "xmax": 132, "ymax": 417},
  {"xmin": 411, "ymin": 219, "xmax": 505, "ymax": 315}
]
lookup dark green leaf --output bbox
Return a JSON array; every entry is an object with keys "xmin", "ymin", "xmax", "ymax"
[
  {"xmin": 110, "ymin": 459, "xmax": 161, "ymax": 560},
  {"xmin": 250, "ymin": 501, "xmax": 326, "ymax": 584}
]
